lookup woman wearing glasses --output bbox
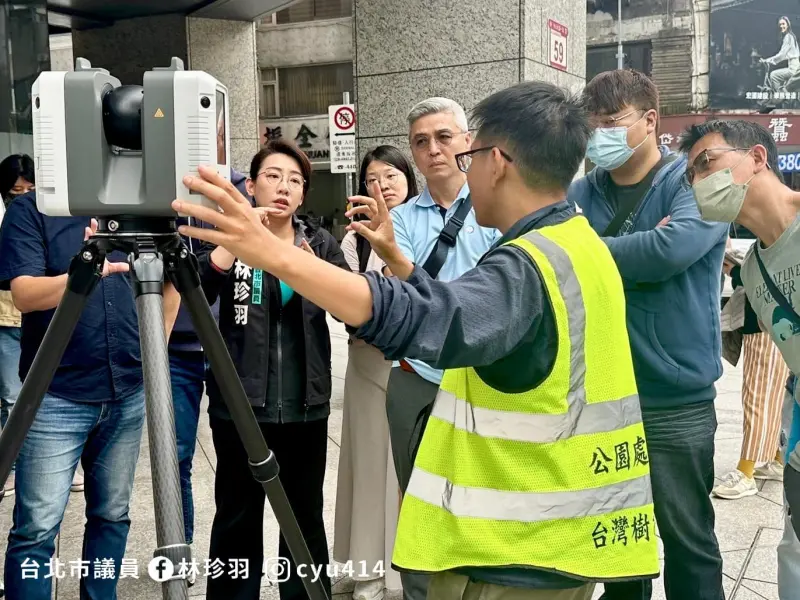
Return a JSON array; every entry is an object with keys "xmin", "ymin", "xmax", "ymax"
[
  {"xmin": 198, "ymin": 139, "xmax": 349, "ymax": 600},
  {"xmin": 334, "ymin": 146, "xmax": 418, "ymax": 600}
]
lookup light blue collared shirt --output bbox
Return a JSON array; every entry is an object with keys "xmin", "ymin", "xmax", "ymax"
[{"xmin": 390, "ymin": 182, "xmax": 500, "ymax": 385}]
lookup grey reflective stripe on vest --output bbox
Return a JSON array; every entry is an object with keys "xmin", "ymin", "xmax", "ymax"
[
  {"xmin": 522, "ymin": 230, "xmax": 587, "ymax": 405},
  {"xmin": 430, "ymin": 390, "xmax": 643, "ymax": 443},
  {"xmin": 407, "ymin": 468, "xmax": 653, "ymax": 522}
]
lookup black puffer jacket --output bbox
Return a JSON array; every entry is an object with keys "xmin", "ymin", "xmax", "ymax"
[{"xmin": 197, "ymin": 219, "xmax": 348, "ymax": 423}]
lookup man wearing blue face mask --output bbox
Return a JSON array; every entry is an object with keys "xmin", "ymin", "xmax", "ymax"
[
  {"xmin": 568, "ymin": 70, "xmax": 729, "ymax": 600},
  {"xmin": 679, "ymin": 119, "xmax": 800, "ymax": 600}
]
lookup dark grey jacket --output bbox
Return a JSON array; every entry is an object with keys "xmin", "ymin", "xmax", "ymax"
[
  {"xmin": 198, "ymin": 219, "xmax": 349, "ymax": 423},
  {"xmin": 356, "ymin": 201, "xmax": 594, "ymax": 590}
]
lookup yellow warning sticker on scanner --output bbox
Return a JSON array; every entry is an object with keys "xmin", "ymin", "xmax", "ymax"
[{"xmin": 154, "ymin": 108, "xmax": 165, "ymax": 118}]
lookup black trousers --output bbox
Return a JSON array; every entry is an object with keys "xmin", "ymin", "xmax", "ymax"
[
  {"xmin": 206, "ymin": 416, "xmax": 332, "ymax": 600},
  {"xmin": 601, "ymin": 402, "xmax": 724, "ymax": 600}
]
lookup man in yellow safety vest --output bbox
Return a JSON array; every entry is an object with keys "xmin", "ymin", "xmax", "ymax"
[{"xmin": 174, "ymin": 80, "xmax": 661, "ymax": 599}]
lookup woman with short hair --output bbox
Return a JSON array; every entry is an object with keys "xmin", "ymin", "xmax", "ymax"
[{"xmin": 199, "ymin": 139, "xmax": 349, "ymax": 600}]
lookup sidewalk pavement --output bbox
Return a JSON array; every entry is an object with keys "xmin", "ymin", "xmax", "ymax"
[{"xmin": 0, "ymin": 319, "xmax": 787, "ymax": 599}]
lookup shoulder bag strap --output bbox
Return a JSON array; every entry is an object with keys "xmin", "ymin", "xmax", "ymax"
[
  {"xmin": 356, "ymin": 234, "xmax": 371, "ymax": 273},
  {"xmin": 420, "ymin": 194, "xmax": 473, "ymax": 279},
  {"xmin": 755, "ymin": 244, "xmax": 800, "ymax": 327}
]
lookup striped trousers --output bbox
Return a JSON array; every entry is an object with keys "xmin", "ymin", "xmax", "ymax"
[{"xmin": 741, "ymin": 332, "xmax": 790, "ymax": 463}]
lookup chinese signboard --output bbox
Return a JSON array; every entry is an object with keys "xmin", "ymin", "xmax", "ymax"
[
  {"xmin": 709, "ymin": 0, "xmax": 800, "ymax": 109},
  {"xmin": 328, "ymin": 104, "xmax": 357, "ymax": 173},
  {"xmin": 657, "ymin": 114, "xmax": 800, "ymax": 150},
  {"xmin": 548, "ymin": 19, "xmax": 568, "ymax": 72},
  {"xmin": 259, "ymin": 116, "xmax": 330, "ymax": 163}
]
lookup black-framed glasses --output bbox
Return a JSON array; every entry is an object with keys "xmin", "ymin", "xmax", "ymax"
[
  {"xmin": 455, "ymin": 147, "xmax": 513, "ymax": 173},
  {"xmin": 684, "ymin": 146, "xmax": 751, "ymax": 185}
]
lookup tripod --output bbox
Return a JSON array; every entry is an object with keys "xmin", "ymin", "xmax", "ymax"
[{"xmin": 0, "ymin": 217, "xmax": 329, "ymax": 600}]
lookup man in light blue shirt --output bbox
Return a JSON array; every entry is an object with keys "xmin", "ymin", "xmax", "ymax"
[{"xmin": 381, "ymin": 96, "xmax": 498, "ymax": 600}]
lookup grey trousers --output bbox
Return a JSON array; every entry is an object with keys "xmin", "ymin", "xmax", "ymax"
[
  {"xmin": 385, "ymin": 366, "xmax": 440, "ymax": 600},
  {"xmin": 428, "ymin": 572, "xmax": 596, "ymax": 600}
]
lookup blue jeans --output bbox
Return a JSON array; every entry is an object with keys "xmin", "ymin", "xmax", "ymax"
[
  {"xmin": 601, "ymin": 401, "xmax": 723, "ymax": 600},
  {"xmin": 0, "ymin": 326, "xmax": 22, "ymax": 429},
  {"xmin": 169, "ymin": 351, "xmax": 205, "ymax": 545},
  {"xmin": 4, "ymin": 390, "xmax": 145, "ymax": 600}
]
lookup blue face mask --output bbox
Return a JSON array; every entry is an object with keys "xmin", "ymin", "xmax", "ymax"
[{"xmin": 586, "ymin": 113, "xmax": 650, "ymax": 171}]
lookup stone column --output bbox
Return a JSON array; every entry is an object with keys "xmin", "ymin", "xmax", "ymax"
[
  {"xmin": 353, "ymin": 0, "xmax": 586, "ymax": 160},
  {"xmin": 187, "ymin": 18, "xmax": 260, "ymax": 171},
  {"xmin": 71, "ymin": 15, "xmax": 260, "ymax": 172}
]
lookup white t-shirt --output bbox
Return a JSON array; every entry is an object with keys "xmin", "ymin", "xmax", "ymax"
[
  {"xmin": 741, "ymin": 215, "xmax": 800, "ymax": 375},
  {"xmin": 340, "ymin": 230, "xmax": 385, "ymax": 274},
  {"xmin": 740, "ymin": 214, "xmax": 800, "ymax": 469}
]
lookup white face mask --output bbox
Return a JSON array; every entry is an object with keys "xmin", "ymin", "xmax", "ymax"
[{"xmin": 692, "ymin": 151, "xmax": 755, "ymax": 223}]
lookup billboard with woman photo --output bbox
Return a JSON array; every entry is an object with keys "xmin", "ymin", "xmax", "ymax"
[{"xmin": 710, "ymin": 0, "xmax": 800, "ymax": 110}]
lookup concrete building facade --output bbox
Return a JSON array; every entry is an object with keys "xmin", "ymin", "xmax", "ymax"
[{"xmin": 13, "ymin": 0, "xmax": 587, "ymax": 226}]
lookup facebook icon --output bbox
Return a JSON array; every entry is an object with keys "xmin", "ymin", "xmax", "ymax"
[{"xmin": 148, "ymin": 557, "xmax": 175, "ymax": 582}]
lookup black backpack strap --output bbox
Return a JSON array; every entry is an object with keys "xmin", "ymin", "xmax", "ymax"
[
  {"xmin": 755, "ymin": 245, "xmax": 800, "ymax": 326},
  {"xmin": 421, "ymin": 194, "xmax": 473, "ymax": 279},
  {"xmin": 356, "ymin": 234, "xmax": 371, "ymax": 273}
]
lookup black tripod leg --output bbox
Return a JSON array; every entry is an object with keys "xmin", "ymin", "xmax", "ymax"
[
  {"xmin": 130, "ymin": 243, "xmax": 189, "ymax": 600},
  {"xmin": 165, "ymin": 244, "xmax": 329, "ymax": 600},
  {"xmin": 0, "ymin": 240, "xmax": 105, "ymax": 490}
]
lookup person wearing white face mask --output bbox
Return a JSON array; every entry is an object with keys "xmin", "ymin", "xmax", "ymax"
[
  {"xmin": 679, "ymin": 119, "xmax": 800, "ymax": 600},
  {"xmin": 569, "ymin": 70, "xmax": 729, "ymax": 600}
]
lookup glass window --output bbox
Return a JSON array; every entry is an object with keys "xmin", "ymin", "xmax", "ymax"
[
  {"xmin": 587, "ymin": 41, "xmax": 652, "ymax": 81},
  {"xmin": 0, "ymin": 2, "xmax": 50, "ymax": 158},
  {"xmin": 260, "ymin": 68, "xmax": 279, "ymax": 118},
  {"xmin": 277, "ymin": 63, "xmax": 353, "ymax": 117},
  {"xmin": 275, "ymin": 0, "xmax": 351, "ymax": 24}
]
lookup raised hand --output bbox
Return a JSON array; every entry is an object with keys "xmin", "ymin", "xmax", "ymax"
[
  {"xmin": 172, "ymin": 166, "xmax": 282, "ymax": 270},
  {"xmin": 83, "ymin": 218, "xmax": 130, "ymax": 278},
  {"xmin": 345, "ymin": 181, "xmax": 399, "ymax": 263}
]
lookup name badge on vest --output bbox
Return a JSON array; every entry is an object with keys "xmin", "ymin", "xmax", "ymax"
[{"xmin": 233, "ymin": 259, "xmax": 252, "ymax": 325}]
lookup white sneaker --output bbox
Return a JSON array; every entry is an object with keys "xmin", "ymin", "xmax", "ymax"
[
  {"xmin": 353, "ymin": 578, "xmax": 384, "ymax": 600},
  {"xmin": 712, "ymin": 470, "xmax": 758, "ymax": 500},
  {"xmin": 754, "ymin": 461, "xmax": 784, "ymax": 481}
]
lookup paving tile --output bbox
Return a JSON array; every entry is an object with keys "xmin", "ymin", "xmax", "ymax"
[
  {"xmin": 713, "ymin": 496, "xmax": 783, "ymax": 553},
  {"xmin": 743, "ymin": 547, "xmax": 779, "ymax": 584},
  {"xmin": 742, "ymin": 578, "xmax": 780, "ymax": 599},
  {"xmin": 757, "ymin": 481, "xmax": 786, "ymax": 507}
]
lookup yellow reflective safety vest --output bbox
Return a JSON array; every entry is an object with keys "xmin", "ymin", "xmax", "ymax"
[{"xmin": 392, "ymin": 215, "xmax": 659, "ymax": 582}]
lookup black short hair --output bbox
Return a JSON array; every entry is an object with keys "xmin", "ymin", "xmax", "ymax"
[
  {"xmin": 470, "ymin": 81, "xmax": 590, "ymax": 191},
  {"xmin": 250, "ymin": 139, "xmax": 312, "ymax": 196},
  {"xmin": 582, "ymin": 69, "xmax": 660, "ymax": 116},
  {"xmin": 677, "ymin": 119, "xmax": 783, "ymax": 183},
  {"xmin": 357, "ymin": 145, "xmax": 419, "ymax": 201},
  {"xmin": 0, "ymin": 153, "xmax": 35, "ymax": 197}
]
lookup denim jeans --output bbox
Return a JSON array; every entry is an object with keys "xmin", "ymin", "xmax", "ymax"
[
  {"xmin": 601, "ymin": 401, "xmax": 724, "ymax": 600},
  {"xmin": 0, "ymin": 326, "xmax": 22, "ymax": 429},
  {"xmin": 168, "ymin": 350, "xmax": 205, "ymax": 545},
  {"xmin": 4, "ymin": 390, "xmax": 145, "ymax": 600}
]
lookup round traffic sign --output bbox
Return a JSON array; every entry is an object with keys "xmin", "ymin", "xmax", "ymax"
[{"xmin": 334, "ymin": 106, "xmax": 356, "ymax": 131}]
